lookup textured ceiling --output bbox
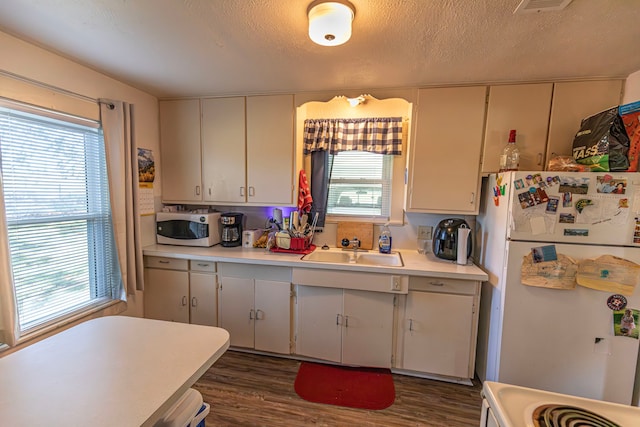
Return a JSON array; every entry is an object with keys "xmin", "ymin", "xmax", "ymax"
[{"xmin": 0, "ymin": 0, "xmax": 639, "ymax": 99}]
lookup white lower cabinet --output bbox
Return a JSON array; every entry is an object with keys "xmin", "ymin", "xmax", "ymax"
[
  {"xmin": 397, "ymin": 277, "xmax": 480, "ymax": 380},
  {"xmin": 189, "ymin": 261, "xmax": 218, "ymax": 326},
  {"xmin": 295, "ymin": 285, "xmax": 395, "ymax": 368},
  {"xmin": 218, "ymin": 263, "xmax": 292, "ymax": 354},
  {"xmin": 144, "ymin": 255, "xmax": 481, "ymax": 382},
  {"xmin": 143, "ymin": 257, "xmax": 217, "ymax": 326}
]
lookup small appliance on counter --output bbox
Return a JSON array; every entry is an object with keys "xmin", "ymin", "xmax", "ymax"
[
  {"xmin": 242, "ymin": 229, "xmax": 264, "ymax": 248},
  {"xmin": 220, "ymin": 212, "xmax": 244, "ymax": 247},
  {"xmin": 156, "ymin": 211, "xmax": 221, "ymax": 247},
  {"xmin": 432, "ymin": 218, "xmax": 472, "ymax": 261}
]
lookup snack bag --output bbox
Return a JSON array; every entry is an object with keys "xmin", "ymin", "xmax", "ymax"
[
  {"xmin": 572, "ymin": 107, "xmax": 630, "ymax": 172},
  {"xmin": 620, "ymin": 101, "xmax": 640, "ymax": 172}
]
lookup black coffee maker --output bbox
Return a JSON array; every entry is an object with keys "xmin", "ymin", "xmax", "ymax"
[
  {"xmin": 220, "ymin": 212, "xmax": 243, "ymax": 247},
  {"xmin": 432, "ymin": 218, "xmax": 472, "ymax": 261}
]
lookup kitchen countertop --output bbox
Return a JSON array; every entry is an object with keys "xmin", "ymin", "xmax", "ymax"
[
  {"xmin": 143, "ymin": 244, "xmax": 489, "ymax": 281},
  {"xmin": 0, "ymin": 316, "xmax": 230, "ymax": 427}
]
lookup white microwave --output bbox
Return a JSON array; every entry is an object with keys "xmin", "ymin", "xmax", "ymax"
[{"xmin": 156, "ymin": 212, "xmax": 221, "ymax": 247}]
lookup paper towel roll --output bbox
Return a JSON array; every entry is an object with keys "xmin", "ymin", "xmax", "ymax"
[
  {"xmin": 457, "ymin": 227, "xmax": 471, "ymax": 265},
  {"xmin": 273, "ymin": 208, "xmax": 283, "ymax": 226}
]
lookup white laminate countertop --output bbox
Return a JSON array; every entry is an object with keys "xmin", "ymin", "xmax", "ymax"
[
  {"xmin": 143, "ymin": 244, "xmax": 489, "ymax": 281},
  {"xmin": 0, "ymin": 316, "xmax": 230, "ymax": 427}
]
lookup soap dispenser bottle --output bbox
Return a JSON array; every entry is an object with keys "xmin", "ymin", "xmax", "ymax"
[{"xmin": 379, "ymin": 224, "xmax": 392, "ymax": 254}]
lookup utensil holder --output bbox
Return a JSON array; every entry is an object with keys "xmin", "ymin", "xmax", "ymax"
[{"xmin": 289, "ymin": 236, "xmax": 311, "ymax": 251}]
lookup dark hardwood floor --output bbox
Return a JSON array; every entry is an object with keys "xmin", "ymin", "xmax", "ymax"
[{"xmin": 193, "ymin": 350, "xmax": 483, "ymax": 426}]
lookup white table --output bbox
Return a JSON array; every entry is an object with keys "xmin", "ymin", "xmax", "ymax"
[{"xmin": 0, "ymin": 316, "xmax": 230, "ymax": 427}]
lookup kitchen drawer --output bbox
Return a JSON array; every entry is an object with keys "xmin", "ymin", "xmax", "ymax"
[
  {"xmin": 293, "ymin": 268, "xmax": 408, "ymax": 294},
  {"xmin": 408, "ymin": 276, "xmax": 479, "ymax": 296},
  {"xmin": 219, "ymin": 263, "xmax": 291, "ymax": 282},
  {"xmin": 144, "ymin": 256, "xmax": 188, "ymax": 271},
  {"xmin": 190, "ymin": 260, "xmax": 216, "ymax": 273}
]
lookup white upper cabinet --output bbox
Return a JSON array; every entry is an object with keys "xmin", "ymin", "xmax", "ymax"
[
  {"xmin": 481, "ymin": 83, "xmax": 553, "ymax": 173},
  {"xmin": 160, "ymin": 95, "xmax": 295, "ymax": 206},
  {"xmin": 246, "ymin": 95, "xmax": 295, "ymax": 205},
  {"xmin": 201, "ymin": 97, "xmax": 246, "ymax": 203},
  {"xmin": 406, "ymin": 86, "xmax": 487, "ymax": 214},
  {"xmin": 481, "ymin": 80, "xmax": 623, "ymax": 173},
  {"xmin": 546, "ymin": 80, "xmax": 623, "ymax": 165},
  {"xmin": 159, "ymin": 99, "xmax": 203, "ymax": 202}
]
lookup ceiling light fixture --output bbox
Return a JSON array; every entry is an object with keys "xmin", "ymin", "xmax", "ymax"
[{"xmin": 307, "ymin": 0, "xmax": 355, "ymax": 47}]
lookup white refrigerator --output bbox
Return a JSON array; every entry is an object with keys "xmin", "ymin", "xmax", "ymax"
[{"xmin": 476, "ymin": 171, "xmax": 640, "ymax": 405}]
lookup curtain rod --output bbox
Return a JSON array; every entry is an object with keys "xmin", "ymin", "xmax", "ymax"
[{"xmin": 0, "ymin": 69, "xmax": 98, "ymax": 104}]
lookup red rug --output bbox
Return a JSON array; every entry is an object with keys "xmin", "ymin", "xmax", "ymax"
[{"xmin": 294, "ymin": 362, "xmax": 395, "ymax": 410}]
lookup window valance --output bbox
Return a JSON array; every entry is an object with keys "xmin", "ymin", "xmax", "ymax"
[{"xmin": 303, "ymin": 117, "xmax": 403, "ymax": 155}]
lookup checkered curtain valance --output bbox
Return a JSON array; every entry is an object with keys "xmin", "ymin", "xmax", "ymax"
[{"xmin": 303, "ymin": 117, "xmax": 403, "ymax": 155}]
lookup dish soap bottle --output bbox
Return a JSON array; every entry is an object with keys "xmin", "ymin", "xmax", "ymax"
[
  {"xmin": 379, "ymin": 224, "xmax": 392, "ymax": 254},
  {"xmin": 499, "ymin": 129, "xmax": 519, "ymax": 172}
]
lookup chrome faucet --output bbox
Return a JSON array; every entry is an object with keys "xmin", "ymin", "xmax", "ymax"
[
  {"xmin": 340, "ymin": 236, "xmax": 359, "ymax": 251},
  {"xmin": 350, "ymin": 237, "xmax": 360, "ymax": 250}
]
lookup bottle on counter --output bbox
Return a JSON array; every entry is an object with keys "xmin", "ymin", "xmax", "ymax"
[
  {"xmin": 378, "ymin": 223, "xmax": 392, "ymax": 254},
  {"xmin": 499, "ymin": 129, "xmax": 519, "ymax": 172}
]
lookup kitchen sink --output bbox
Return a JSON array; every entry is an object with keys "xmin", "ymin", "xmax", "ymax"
[
  {"xmin": 301, "ymin": 248, "xmax": 403, "ymax": 267},
  {"xmin": 302, "ymin": 250, "xmax": 352, "ymax": 264},
  {"xmin": 355, "ymin": 252, "xmax": 403, "ymax": 267}
]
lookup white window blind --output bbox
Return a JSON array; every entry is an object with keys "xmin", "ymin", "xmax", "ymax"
[
  {"xmin": 327, "ymin": 151, "xmax": 392, "ymax": 218},
  {"xmin": 0, "ymin": 102, "xmax": 121, "ymax": 333}
]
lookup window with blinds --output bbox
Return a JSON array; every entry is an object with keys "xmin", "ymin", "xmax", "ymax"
[
  {"xmin": 327, "ymin": 151, "xmax": 392, "ymax": 218},
  {"xmin": 0, "ymin": 102, "xmax": 121, "ymax": 333}
]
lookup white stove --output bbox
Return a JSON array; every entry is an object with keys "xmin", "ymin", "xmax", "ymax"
[{"xmin": 481, "ymin": 381, "xmax": 640, "ymax": 427}]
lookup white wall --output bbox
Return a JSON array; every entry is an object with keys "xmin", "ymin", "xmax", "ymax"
[
  {"xmin": 0, "ymin": 31, "xmax": 160, "ymax": 317},
  {"xmin": 623, "ymin": 70, "xmax": 640, "ymax": 104}
]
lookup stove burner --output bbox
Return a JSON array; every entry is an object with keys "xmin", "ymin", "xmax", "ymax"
[{"xmin": 532, "ymin": 404, "xmax": 620, "ymax": 427}]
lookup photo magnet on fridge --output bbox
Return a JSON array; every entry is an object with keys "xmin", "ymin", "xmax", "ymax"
[
  {"xmin": 559, "ymin": 177, "xmax": 590, "ymax": 194},
  {"xmin": 546, "ymin": 197, "xmax": 559, "ymax": 213},
  {"xmin": 614, "ymin": 308, "xmax": 639, "ymax": 339},
  {"xmin": 514, "ymin": 179, "xmax": 525, "ymax": 189},
  {"xmin": 532, "ymin": 173, "xmax": 546, "ymax": 188},
  {"xmin": 531, "ymin": 245, "xmax": 558, "ymax": 263},
  {"xmin": 559, "ymin": 213, "xmax": 576, "ymax": 224},
  {"xmin": 597, "ymin": 175, "xmax": 627, "ymax": 194}
]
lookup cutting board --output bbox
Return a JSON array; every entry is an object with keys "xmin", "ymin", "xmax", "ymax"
[{"xmin": 336, "ymin": 222, "xmax": 374, "ymax": 250}]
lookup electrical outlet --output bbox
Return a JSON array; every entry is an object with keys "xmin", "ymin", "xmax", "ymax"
[
  {"xmin": 417, "ymin": 225, "xmax": 432, "ymax": 240},
  {"xmin": 391, "ymin": 276, "xmax": 401, "ymax": 291}
]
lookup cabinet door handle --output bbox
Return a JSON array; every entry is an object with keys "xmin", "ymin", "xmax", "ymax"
[
  {"xmin": 196, "ymin": 263, "xmax": 210, "ymax": 267},
  {"xmin": 429, "ymin": 281, "xmax": 445, "ymax": 287},
  {"xmin": 470, "ymin": 192, "xmax": 475, "ymax": 204},
  {"xmin": 208, "ymin": 187, "xmax": 212, "ymax": 196},
  {"xmin": 248, "ymin": 186, "xmax": 255, "ymax": 197},
  {"xmin": 344, "ymin": 315, "xmax": 349, "ymax": 328},
  {"xmin": 409, "ymin": 318, "xmax": 414, "ymax": 331},
  {"xmin": 336, "ymin": 314, "xmax": 342, "ymax": 325},
  {"xmin": 191, "ymin": 297, "xmax": 197, "ymax": 307},
  {"xmin": 255, "ymin": 309, "xmax": 264, "ymax": 320},
  {"xmin": 249, "ymin": 309, "xmax": 255, "ymax": 320},
  {"xmin": 158, "ymin": 260, "xmax": 170, "ymax": 264},
  {"xmin": 240, "ymin": 187, "xmax": 245, "ymax": 197},
  {"xmin": 195, "ymin": 185, "xmax": 201, "ymax": 196},
  {"xmin": 181, "ymin": 296, "xmax": 188, "ymax": 306},
  {"xmin": 537, "ymin": 153, "xmax": 543, "ymax": 166}
]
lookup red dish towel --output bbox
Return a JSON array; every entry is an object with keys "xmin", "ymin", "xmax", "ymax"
[{"xmin": 297, "ymin": 170, "xmax": 313, "ymax": 213}]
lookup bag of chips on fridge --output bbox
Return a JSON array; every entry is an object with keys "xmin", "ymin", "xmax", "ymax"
[{"xmin": 572, "ymin": 107, "xmax": 630, "ymax": 172}]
